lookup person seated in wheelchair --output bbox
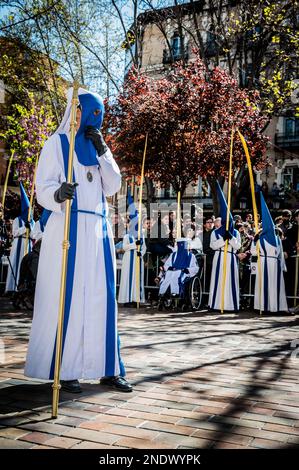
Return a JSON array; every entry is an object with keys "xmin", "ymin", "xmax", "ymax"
[{"xmin": 158, "ymin": 238, "xmax": 199, "ymax": 298}]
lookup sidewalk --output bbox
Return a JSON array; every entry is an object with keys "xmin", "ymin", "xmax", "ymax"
[{"xmin": 1, "ymin": 298, "xmax": 299, "ymax": 449}]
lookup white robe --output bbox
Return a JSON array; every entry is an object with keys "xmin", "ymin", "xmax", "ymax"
[
  {"xmin": 5, "ymin": 217, "xmax": 34, "ymax": 292},
  {"xmin": 159, "ymin": 252, "xmax": 199, "ymax": 296},
  {"xmin": 118, "ymin": 233, "xmax": 146, "ymax": 304},
  {"xmin": 25, "ymin": 133, "xmax": 123, "ymax": 380},
  {"xmin": 208, "ymin": 230, "xmax": 241, "ymax": 311},
  {"xmin": 251, "ymin": 238, "xmax": 288, "ymax": 312}
]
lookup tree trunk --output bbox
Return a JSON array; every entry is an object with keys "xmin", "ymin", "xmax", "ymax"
[
  {"xmin": 145, "ymin": 176, "xmax": 155, "ymax": 215},
  {"xmin": 207, "ymin": 175, "xmax": 224, "ymax": 215}
]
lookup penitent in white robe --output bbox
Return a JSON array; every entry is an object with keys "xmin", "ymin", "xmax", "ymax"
[
  {"xmin": 118, "ymin": 233, "xmax": 146, "ymax": 304},
  {"xmin": 5, "ymin": 217, "xmax": 34, "ymax": 292},
  {"xmin": 25, "ymin": 133, "xmax": 123, "ymax": 381},
  {"xmin": 208, "ymin": 230, "xmax": 241, "ymax": 311},
  {"xmin": 251, "ymin": 238, "xmax": 288, "ymax": 312},
  {"xmin": 159, "ymin": 252, "xmax": 199, "ymax": 296}
]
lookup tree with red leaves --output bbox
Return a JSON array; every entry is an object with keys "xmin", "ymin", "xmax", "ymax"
[{"xmin": 105, "ymin": 55, "xmax": 268, "ymax": 211}]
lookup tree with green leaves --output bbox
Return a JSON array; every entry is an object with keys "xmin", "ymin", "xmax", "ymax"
[{"xmin": 0, "ymin": 95, "xmax": 56, "ymax": 190}]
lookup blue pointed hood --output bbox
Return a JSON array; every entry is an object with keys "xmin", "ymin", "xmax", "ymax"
[
  {"xmin": 127, "ymin": 187, "xmax": 139, "ymax": 239},
  {"xmin": 75, "ymin": 91, "xmax": 105, "ymax": 166},
  {"xmin": 215, "ymin": 181, "xmax": 234, "ymax": 237},
  {"xmin": 260, "ymin": 192, "xmax": 278, "ymax": 247},
  {"xmin": 20, "ymin": 182, "xmax": 32, "ymax": 223}
]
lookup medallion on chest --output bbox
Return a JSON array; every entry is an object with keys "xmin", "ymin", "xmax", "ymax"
[{"xmin": 87, "ymin": 170, "xmax": 93, "ymax": 182}]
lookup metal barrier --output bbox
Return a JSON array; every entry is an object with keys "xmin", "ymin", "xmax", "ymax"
[{"xmin": 116, "ymin": 251, "xmax": 299, "ymax": 303}]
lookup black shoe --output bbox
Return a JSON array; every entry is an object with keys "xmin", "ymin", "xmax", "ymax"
[
  {"xmin": 100, "ymin": 376, "xmax": 133, "ymax": 393},
  {"xmin": 60, "ymin": 379, "xmax": 82, "ymax": 393}
]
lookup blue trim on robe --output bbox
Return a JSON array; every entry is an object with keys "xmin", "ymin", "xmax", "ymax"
[
  {"xmin": 277, "ymin": 257, "xmax": 281, "ymax": 311},
  {"xmin": 28, "ymin": 220, "xmax": 34, "ymax": 254},
  {"xmin": 14, "ymin": 217, "xmax": 23, "ymax": 290},
  {"xmin": 49, "ymin": 134, "xmax": 78, "ymax": 380},
  {"xmin": 102, "ymin": 192, "xmax": 124, "ymax": 376},
  {"xmin": 117, "ymin": 335, "xmax": 125, "ymax": 377},
  {"xmin": 260, "ymin": 238, "xmax": 268, "ymax": 312},
  {"xmin": 139, "ymin": 241, "xmax": 143, "ymax": 300},
  {"xmin": 211, "ymin": 251, "xmax": 222, "ymax": 309},
  {"xmin": 230, "ymin": 249, "xmax": 238, "ymax": 311},
  {"xmin": 128, "ymin": 235, "xmax": 134, "ymax": 302}
]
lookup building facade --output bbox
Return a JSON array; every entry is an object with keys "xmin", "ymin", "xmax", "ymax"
[{"xmin": 124, "ymin": 0, "xmax": 299, "ymax": 212}]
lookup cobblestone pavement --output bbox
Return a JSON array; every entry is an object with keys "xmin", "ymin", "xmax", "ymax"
[{"xmin": 1, "ymin": 297, "xmax": 299, "ymax": 449}]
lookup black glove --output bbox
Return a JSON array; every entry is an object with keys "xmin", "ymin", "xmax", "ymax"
[
  {"xmin": 136, "ymin": 251, "xmax": 142, "ymax": 257},
  {"xmin": 135, "ymin": 240, "xmax": 141, "ymax": 246},
  {"xmin": 254, "ymin": 233, "xmax": 260, "ymax": 243},
  {"xmin": 24, "ymin": 221, "xmax": 31, "ymax": 229},
  {"xmin": 54, "ymin": 182, "xmax": 78, "ymax": 203},
  {"xmin": 223, "ymin": 230, "xmax": 233, "ymax": 241},
  {"xmin": 182, "ymin": 268, "xmax": 189, "ymax": 274},
  {"xmin": 168, "ymin": 266, "xmax": 176, "ymax": 271},
  {"xmin": 85, "ymin": 126, "xmax": 108, "ymax": 157}
]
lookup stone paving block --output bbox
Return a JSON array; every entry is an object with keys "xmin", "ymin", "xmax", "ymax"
[
  {"xmin": 61, "ymin": 427, "xmax": 121, "ymax": 445},
  {"xmin": 19, "ymin": 431, "xmax": 56, "ymax": 445},
  {"xmin": 81, "ymin": 414, "xmax": 145, "ymax": 428},
  {"xmin": 43, "ymin": 436, "xmax": 82, "ymax": 448},
  {"xmin": 81, "ymin": 422, "xmax": 159, "ymax": 441},
  {"xmin": 152, "ymin": 431, "xmax": 212, "ymax": 449},
  {"xmin": 0, "ymin": 427, "xmax": 29, "ymax": 439},
  {"xmin": 263, "ymin": 423, "xmax": 299, "ymax": 435},
  {"xmin": 55, "ymin": 407, "xmax": 98, "ymax": 420},
  {"xmin": 0, "ymin": 437, "xmax": 33, "ymax": 449},
  {"xmin": 71, "ymin": 441, "xmax": 115, "ymax": 449},
  {"xmin": 129, "ymin": 411, "xmax": 178, "ymax": 424},
  {"xmin": 19, "ymin": 422, "xmax": 71, "ymax": 436},
  {"xmin": 251, "ymin": 437, "xmax": 287, "ymax": 449},
  {"xmin": 140, "ymin": 420, "xmax": 195, "ymax": 436},
  {"xmin": 54, "ymin": 416, "xmax": 87, "ymax": 428},
  {"xmin": 113, "ymin": 436, "xmax": 174, "ymax": 449}
]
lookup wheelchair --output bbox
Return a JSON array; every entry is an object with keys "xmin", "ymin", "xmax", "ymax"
[{"xmin": 158, "ymin": 250, "xmax": 203, "ymax": 311}]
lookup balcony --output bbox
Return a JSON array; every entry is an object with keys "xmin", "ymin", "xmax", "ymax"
[
  {"xmin": 275, "ymin": 131, "xmax": 299, "ymax": 149},
  {"xmin": 162, "ymin": 47, "xmax": 189, "ymax": 64},
  {"xmin": 204, "ymin": 41, "xmax": 219, "ymax": 58}
]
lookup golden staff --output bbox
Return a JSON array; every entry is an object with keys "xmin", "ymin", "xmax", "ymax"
[
  {"xmin": 220, "ymin": 128, "xmax": 234, "ymax": 313},
  {"xmin": 176, "ymin": 191, "xmax": 181, "ymax": 239},
  {"xmin": 52, "ymin": 81, "xmax": 79, "ymax": 418},
  {"xmin": 294, "ymin": 224, "xmax": 299, "ymax": 307},
  {"xmin": 237, "ymin": 130, "xmax": 262, "ymax": 315},
  {"xmin": 136, "ymin": 133, "xmax": 148, "ymax": 309},
  {"xmin": 1, "ymin": 149, "xmax": 15, "ymax": 217},
  {"xmin": 24, "ymin": 157, "xmax": 39, "ymax": 256}
]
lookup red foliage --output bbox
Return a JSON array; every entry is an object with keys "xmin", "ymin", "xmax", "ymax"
[{"xmin": 104, "ymin": 55, "xmax": 268, "ymax": 194}]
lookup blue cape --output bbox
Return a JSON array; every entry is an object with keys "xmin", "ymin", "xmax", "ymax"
[
  {"xmin": 260, "ymin": 192, "xmax": 278, "ymax": 247},
  {"xmin": 127, "ymin": 187, "xmax": 139, "ymax": 239},
  {"xmin": 173, "ymin": 240, "xmax": 191, "ymax": 269}
]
